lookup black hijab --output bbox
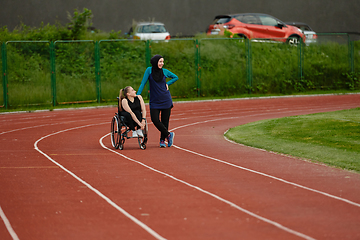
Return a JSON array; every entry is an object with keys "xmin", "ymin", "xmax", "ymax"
[{"xmin": 150, "ymin": 55, "xmax": 164, "ymax": 82}]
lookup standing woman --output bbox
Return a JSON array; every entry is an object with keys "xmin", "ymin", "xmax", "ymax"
[{"xmin": 137, "ymin": 55, "xmax": 178, "ymax": 148}]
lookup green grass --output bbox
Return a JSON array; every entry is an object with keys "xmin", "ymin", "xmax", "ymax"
[{"xmin": 225, "ymin": 108, "xmax": 360, "ymax": 173}]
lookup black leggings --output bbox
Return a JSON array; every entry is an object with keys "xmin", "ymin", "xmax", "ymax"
[
  {"xmin": 120, "ymin": 111, "xmax": 141, "ymax": 131},
  {"xmin": 150, "ymin": 108, "xmax": 171, "ymax": 141}
]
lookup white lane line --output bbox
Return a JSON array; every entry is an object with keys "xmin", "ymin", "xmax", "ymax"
[
  {"xmin": 173, "ymin": 144, "xmax": 360, "ymax": 208},
  {"xmin": 0, "ymin": 206, "xmax": 19, "ymax": 240},
  {"xmin": 100, "ymin": 134, "xmax": 315, "ymax": 240},
  {"xmin": 34, "ymin": 123, "xmax": 166, "ymax": 240},
  {"xmin": 0, "ymin": 117, "xmax": 106, "ymax": 136},
  {"xmin": 1, "ymin": 99, "xmax": 355, "ymax": 240},
  {"xmin": 170, "ymin": 116, "xmax": 360, "ymax": 208}
]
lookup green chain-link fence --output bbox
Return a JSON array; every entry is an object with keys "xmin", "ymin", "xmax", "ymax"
[
  {"xmin": 303, "ymin": 33, "xmax": 351, "ymax": 90},
  {"xmin": 5, "ymin": 41, "xmax": 51, "ymax": 108},
  {"xmin": 199, "ymin": 38, "xmax": 247, "ymax": 96},
  {"xmin": 354, "ymin": 38, "xmax": 360, "ymax": 73},
  {"xmin": 53, "ymin": 40, "xmax": 96, "ymax": 105},
  {"xmin": 150, "ymin": 39, "xmax": 198, "ymax": 98},
  {"xmin": 98, "ymin": 39, "xmax": 147, "ymax": 101},
  {"xmin": 250, "ymin": 39, "xmax": 299, "ymax": 94},
  {"xmin": 1, "ymin": 35, "xmax": 359, "ymax": 109}
]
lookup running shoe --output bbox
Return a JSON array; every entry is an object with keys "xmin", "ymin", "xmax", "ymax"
[
  {"xmin": 167, "ymin": 132, "xmax": 175, "ymax": 147},
  {"xmin": 160, "ymin": 140, "xmax": 166, "ymax": 148},
  {"xmin": 136, "ymin": 129, "xmax": 144, "ymax": 137}
]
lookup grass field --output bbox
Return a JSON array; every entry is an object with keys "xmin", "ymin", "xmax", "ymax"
[{"xmin": 225, "ymin": 107, "xmax": 360, "ymax": 173}]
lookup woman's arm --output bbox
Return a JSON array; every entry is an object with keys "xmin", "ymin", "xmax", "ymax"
[
  {"xmin": 137, "ymin": 67, "xmax": 151, "ymax": 95},
  {"xmin": 137, "ymin": 95, "xmax": 147, "ymax": 130},
  {"xmin": 163, "ymin": 68, "xmax": 179, "ymax": 86},
  {"xmin": 138, "ymin": 95, "xmax": 147, "ymax": 119},
  {"xmin": 121, "ymin": 99, "xmax": 143, "ymax": 127}
]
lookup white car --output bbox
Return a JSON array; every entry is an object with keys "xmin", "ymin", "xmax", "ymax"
[
  {"xmin": 127, "ymin": 22, "xmax": 171, "ymax": 41},
  {"xmin": 285, "ymin": 22, "xmax": 317, "ymax": 45}
]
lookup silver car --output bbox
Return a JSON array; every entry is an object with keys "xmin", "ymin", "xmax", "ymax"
[
  {"xmin": 285, "ymin": 22, "xmax": 317, "ymax": 45},
  {"xmin": 127, "ymin": 22, "xmax": 171, "ymax": 41}
]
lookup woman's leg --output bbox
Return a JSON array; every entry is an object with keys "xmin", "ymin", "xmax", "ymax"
[
  {"xmin": 150, "ymin": 108, "xmax": 170, "ymax": 141},
  {"xmin": 160, "ymin": 108, "xmax": 171, "ymax": 140},
  {"xmin": 120, "ymin": 111, "xmax": 136, "ymax": 130}
]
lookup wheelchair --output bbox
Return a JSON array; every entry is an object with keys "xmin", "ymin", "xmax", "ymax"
[{"xmin": 111, "ymin": 99, "xmax": 148, "ymax": 150}]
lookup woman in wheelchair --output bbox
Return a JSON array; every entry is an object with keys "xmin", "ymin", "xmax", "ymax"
[{"xmin": 119, "ymin": 86, "xmax": 147, "ymax": 138}]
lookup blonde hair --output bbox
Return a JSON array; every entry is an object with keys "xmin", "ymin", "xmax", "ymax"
[{"xmin": 119, "ymin": 86, "xmax": 132, "ymax": 111}]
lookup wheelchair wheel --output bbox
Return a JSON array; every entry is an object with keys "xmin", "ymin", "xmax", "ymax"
[
  {"xmin": 138, "ymin": 136, "xmax": 146, "ymax": 150},
  {"xmin": 111, "ymin": 116, "xmax": 120, "ymax": 149},
  {"xmin": 137, "ymin": 129, "xmax": 147, "ymax": 150},
  {"xmin": 118, "ymin": 123, "xmax": 127, "ymax": 150}
]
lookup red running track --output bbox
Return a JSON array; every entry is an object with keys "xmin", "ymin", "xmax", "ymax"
[{"xmin": 0, "ymin": 94, "xmax": 360, "ymax": 240}]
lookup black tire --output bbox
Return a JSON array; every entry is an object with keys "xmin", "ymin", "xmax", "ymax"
[
  {"xmin": 118, "ymin": 123, "xmax": 127, "ymax": 150},
  {"xmin": 111, "ymin": 116, "xmax": 120, "ymax": 149},
  {"xmin": 234, "ymin": 34, "xmax": 247, "ymax": 43},
  {"xmin": 138, "ymin": 131, "xmax": 146, "ymax": 150},
  {"xmin": 119, "ymin": 140, "xmax": 124, "ymax": 150},
  {"xmin": 235, "ymin": 34, "xmax": 247, "ymax": 39},
  {"xmin": 143, "ymin": 134, "xmax": 148, "ymax": 144},
  {"xmin": 287, "ymin": 35, "xmax": 301, "ymax": 46}
]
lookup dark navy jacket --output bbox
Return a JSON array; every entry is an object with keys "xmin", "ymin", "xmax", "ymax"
[{"xmin": 137, "ymin": 67, "xmax": 179, "ymax": 109}]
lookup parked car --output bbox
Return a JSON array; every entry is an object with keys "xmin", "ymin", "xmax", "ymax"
[
  {"xmin": 126, "ymin": 22, "xmax": 171, "ymax": 41},
  {"xmin": 285, "ymin": 22, "xmax": 317, "ymax": 45},
  {"xmin": 206, "ymin": 13, "xmax": 305, "ymax": 45}
]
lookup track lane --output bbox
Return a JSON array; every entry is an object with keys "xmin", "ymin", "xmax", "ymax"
[
  {"xmin": 100, "ymin": 133, "xmax": 316, "ymax": 240},
  {"xmin": 98, "ymin": 95, "xmax": 359, "ymax": 238},
  {"xmin": 36, "ymin": 122, "xmax": 301, "ymax": 239},
  {"xmin": 1, "ymin": 94, "xmax": 359, "ymax": 240}
]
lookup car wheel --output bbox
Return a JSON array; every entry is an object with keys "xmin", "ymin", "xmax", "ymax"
[
  {"xmin": 234, "ymin": 34, "xmax": 247, "ymax": 42},
  {"xmin": 287, "ymin": 35, "xmax": 301, "ymax": 46}
]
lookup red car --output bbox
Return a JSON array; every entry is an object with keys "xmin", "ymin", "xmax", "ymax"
[{"xmin": 207, "ymin": 13, "xmax": 305, "ymax": 44}]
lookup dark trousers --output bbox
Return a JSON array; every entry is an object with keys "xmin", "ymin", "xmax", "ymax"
[
  {"xmin": 120, "ymin": 111, "xmax": 141, "ymax": 131},
  {"xmin": 150, "ymin": 108, "xmax": 171, "ymax": 141}
]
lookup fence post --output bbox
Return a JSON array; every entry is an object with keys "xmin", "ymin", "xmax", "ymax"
[
  {"xmin": 350, "ymin": 41, "xmax": 354, "ymax": 73},
  {"xmin": 95, "ymin": 41, "xmax": 101, "ymax": 103},
  {"xmin": 145, "ymin": 40, "xmax": 151, "ymax": 67},
  {"xmin": 2, "ymin": 42, "xmax": 8, "ymax": 109},
  {"xmin": 298, "ymin": 41, "xmax": 304, "ymax": 80},
  {"xmin": 195, "ymin": 39, "xmax": 201, "ymax": 97},
  {"xmin": 145, "ymin": 40, "xmax": 151, "ymax": 98},
  {"xmin": 348, "ymin": 36, "xmax": 355, "ymax": 74},
  {"xmin": 50, "ymin": 41, "xmax": 57, "ymax": 106},
  {"xmin": 246, "ymin": 38, "xmax": 252, "ymax": 94}
]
